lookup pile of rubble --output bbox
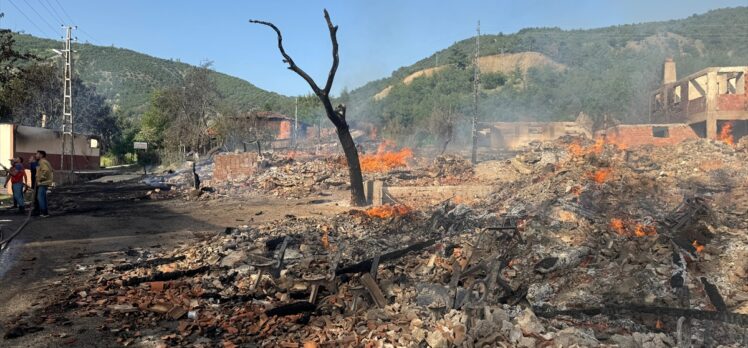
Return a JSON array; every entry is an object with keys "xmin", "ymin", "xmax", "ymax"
[
  {"xmin": 211, "ymin": 152, "xmax": 479, "ymax": 199},
  {"xmin": 218, "ymin": 154, "xmax": 351, "ymax": 199},
  {"xmin": 11, "ymin": 137, "xmax": 748, "ymax": 347},
  {"xmin": 370, "ymin": 155, "xmax": 477, "ymax": 187}
]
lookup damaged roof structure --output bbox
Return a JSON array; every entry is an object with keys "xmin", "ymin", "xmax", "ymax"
[
  {"xmin": 485, "ymin": 60, "xmax": 748, "ymax": 151},
  {"xmin": 650, "ymin": 59, "xmax": 748, "ymax": 143}
]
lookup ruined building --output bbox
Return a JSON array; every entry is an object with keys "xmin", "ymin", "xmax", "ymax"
[
  {"xmin": 650, "ymin": 58, "xmax": 748, "ymax": 142},
  {"xmin": 0, "ymin": 124, "xmax": 101, "ymax": 170}
]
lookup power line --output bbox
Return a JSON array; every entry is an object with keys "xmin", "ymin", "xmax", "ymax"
[
  {"xmin": 53, "ymin": 0, "xmax": 75, "ymax": 25},
  {"xmin": 50, "ymin": 0, "xmax": 98, "ymax": 44},
  {"xmin": 38, "ymin": 0, "xmax": 65, "ymax": 25},
  {"xmin": 20, "ymin": 0, "xmax": 59, "ymax": 34},
  {"xmin": 77, "ymin": 27, "xmax": 99, "ymax": 44},
  {"xmin": 7, "ymin": 0, "xmax": 54, "ymax": 37}
]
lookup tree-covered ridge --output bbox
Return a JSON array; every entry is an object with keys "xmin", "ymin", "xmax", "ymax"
[
  {"xmin": 347, "ymin": 7, "xmax": 748, "ymax": 143},
  {"xmin": 11, "ymin": 33, "xmax": 293, "ymax": 118}
]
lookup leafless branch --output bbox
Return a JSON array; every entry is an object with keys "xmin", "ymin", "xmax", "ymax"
[
  {"xmin": 250, "ymin": 9, "xmax": 346, "ymax": 128},
  {"xmin": 249, "ymin": 18, "xmax": 323, "ymax": 95},
  {"xmin": 322, "ymin": 9, "xmax": 339, "ymax": 95}
]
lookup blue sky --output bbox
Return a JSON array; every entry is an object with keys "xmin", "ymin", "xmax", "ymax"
[{"xmin": 0, "ymin": 0, "xmax": 745, "ymax": 96}]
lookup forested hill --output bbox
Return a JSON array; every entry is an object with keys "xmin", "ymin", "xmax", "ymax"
[
  {"xmin": 12, "ymin": 33, "xmax": 292, "ymax": 118},
  {"xmin": 346, "ymin": 7, "xmax": 748, "ymax": 142}
]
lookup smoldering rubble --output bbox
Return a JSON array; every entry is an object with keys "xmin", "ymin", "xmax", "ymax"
[{"xmin": 6, "ymin": 136, "xmax": 748, "ymax": 347}]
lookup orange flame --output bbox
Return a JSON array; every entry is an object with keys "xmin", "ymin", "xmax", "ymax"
[
  {"xmin": 360, "ymin": 140, "xmax": 413, "ymax": 172},
  {"xmin": 569, "ymin": 138, "xmax": 606, "ymax": 157},
  {"xmin": 590, "ymin": 168, "xmax": 612, "ymax": 184},
  {"xmin": 656, "ymin": 320, "xmax": 664, "ymax": 329},
  {"xmin": 610, "ymin": 218, "xmax": 625, "ymax": 235},
  {"xmin": 568, "ymin": 142, "xmax": 585, "ymax": 157},
  {"xmin": 634, "ymin": 223, "xmax": 657, "ymax": 237},
  {"xmin": 365, "ymin": 204, "xmax": 411, "ymax": 218},
  {"xmin": 610, "ymin": 218, "xmax": 657, "ymax": 237},
  {"xmin": 692, "ymin": 240, "xmax": 705, "ymax": 253},
  {"xmin": 278, "ymin": 121, "xmax": 292, "ymax": 139},
  {"xmin": 718, "ymin": 122, "xmax": 734, "ymax": 146},
  {"xmin": 591, "ymin": 138, "xmax": 605, "ymax": 155}
]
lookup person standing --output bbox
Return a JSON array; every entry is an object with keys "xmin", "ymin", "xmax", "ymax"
[
  {"xmin": 7, "ymin": 158, "xmax": 27, "ymax": 213},
  {"xmin": 28, "ymin": 156, "xmax": 37, "ymax": 190},
  {"xmin": 28, "ymin": 156, "xmax": 39, "ymax": 213},
  {"xmin": 35, "ymin": 150, "xmax": 53, "ymax": 217},
  {"xmin": 4, "ymin": 158, "xmax": 18, "ymax": 209}
]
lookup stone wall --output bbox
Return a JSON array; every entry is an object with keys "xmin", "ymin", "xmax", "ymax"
[{"xmin": 212, "ymin": 152, "xmax": 258, "ymax": 181}]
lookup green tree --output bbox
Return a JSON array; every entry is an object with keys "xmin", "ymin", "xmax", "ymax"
[
  {"xmin": 482, "ymin": 72, "xmax": 507, "ymax": 90},
  {"xmin": 447, "ymin": 46, "xmax": 469, "ymax": 70},
  {"xmin": 138, "ymin": 63, "xmax": 220, "ymax": 155}
]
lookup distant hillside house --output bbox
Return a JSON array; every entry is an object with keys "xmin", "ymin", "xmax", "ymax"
[
  {"xmin": 0, "ymin": 124, "xmax": 101, "ymax": 170},
  {"xmin": 253, "ymin": 111, "xmax": 309, "ymax": 141},
  {"xmin": 219, "ymin": 111, "xmax": 312, "ymax": 150},
  {"xmin": 650, "ymin": 59, "xmax": 748, "ymax": 142}
]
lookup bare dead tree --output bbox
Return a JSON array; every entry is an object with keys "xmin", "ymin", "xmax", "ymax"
[{"xmin": 250, "ymin": 9, "xmax": 367, "ymax": 206}]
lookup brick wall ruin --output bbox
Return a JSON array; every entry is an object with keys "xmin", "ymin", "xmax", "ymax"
[
  {"xmin": 212, "ymin": 152, "xmax": 258, "ymax": 181},
  {"xmin": 601, "ymin": 124, "xmax": 698, "ymax": 148}
]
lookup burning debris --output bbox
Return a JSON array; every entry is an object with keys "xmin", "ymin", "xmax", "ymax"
[
  {"xmin": 719, "ymin": 122, "xmax": 735, "ymax": 146},
  {"xmin": 360, "ymin": 140, "xmax": 413, "ymax": 173},
  {"xmin": 6, "ymin": 136, "xmax": 748, "ymax": 347},
  {"xmin": 589, "ymin": 167, "xmax": 612, "ymax": 184},
  {"xmin": 364, "ymin": 204, "xmax": 411, "ymax": 219}
]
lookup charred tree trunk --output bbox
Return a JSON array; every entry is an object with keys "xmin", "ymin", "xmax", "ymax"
[
  {"xmin": 251, "ymin": 10, "xmax": 367, "ymax": 206},
  {"xmin": 336, "ymin": 121, "xmax": 367, "ymax": 205}
]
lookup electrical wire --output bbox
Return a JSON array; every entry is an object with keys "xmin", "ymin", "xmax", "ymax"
[
  {"xmin": 38, "ymin": 0, "xmax": 65, "ymax": 26},
  {"xmin": 6, "ymin": 0, "xmax": 54, "ymax": 38},
  {"xmin": 20, "ymin": 0, "xmax": 59, "ymax": 35},
  {"xmin": 53, "ymin": 0, "xmax": 75, "ymax": 25},
  {"xmin": 77, "ymin": 27, "xmax": 99, "ymax": 45},
  {"xmin": 50, "ymin": 0, "xmax": 99, "ymax": 45}
]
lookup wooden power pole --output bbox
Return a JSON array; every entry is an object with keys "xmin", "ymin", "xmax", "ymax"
[{"xmin": 470, "ymin": 21, "xmax": 480, "ymax": 164}]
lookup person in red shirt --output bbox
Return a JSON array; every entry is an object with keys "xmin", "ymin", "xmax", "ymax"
[{"xmin": 8, "ymin": 157, "xmax": 28, "ymax": 214}]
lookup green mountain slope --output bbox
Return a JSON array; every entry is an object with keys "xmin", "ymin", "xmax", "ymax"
[
  {"xmin": 348, "ymin": 7, "xmax": 748, "ymax": 141},
  {"xmin": 12, "ymin": 34, "xmax": 292, "ymax": 117}
]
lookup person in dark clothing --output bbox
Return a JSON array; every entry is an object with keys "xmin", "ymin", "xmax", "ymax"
[
  {"xmin": 28, "ymin": 156, "xmax": 37, "ymax": 189},
  {"xmin": 28, "ymin": 156, "xmax": 39, "ymax": 213}
]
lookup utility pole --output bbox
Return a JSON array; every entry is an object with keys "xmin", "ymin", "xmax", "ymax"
[
  {"xmin": 470, "ymin": 21, "xmax": 480, "ymax": 164},
  {"xmin": 61, "ymin": 26, "xmax": 76, "ymax": 172}
]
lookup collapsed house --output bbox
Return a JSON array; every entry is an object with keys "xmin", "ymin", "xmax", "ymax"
[
  {"xmin": 650, "ymin": 59, "xmax": 748, "ymax": 142},
  {"xmin": 25, "ymin": 136, "xmax": 748, "ymax": 347}
]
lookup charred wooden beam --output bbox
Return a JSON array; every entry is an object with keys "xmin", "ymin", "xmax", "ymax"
[
  {"xmin": 360, "ymin": 273, "xmax": 387, "ymax": 308},
  {"xmin": 701, "ymin": 277, "xmax": 727, "ymax": 312},
  {"xmin": 122, "ymin": 266, "xmax": 210, "ymax": 286},
  {"xmin": 335, "ymin": 239, "xmax": 437, "ymax": 275},
  {"xmin": 266, "ymin": 301, "xmax": 316, "ymax": 317},
  {"xmin": 670, "ymin": 249, "xmax": 686, "ymax": 289}
]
